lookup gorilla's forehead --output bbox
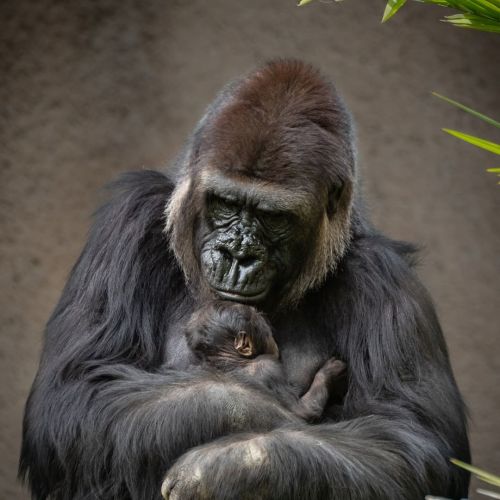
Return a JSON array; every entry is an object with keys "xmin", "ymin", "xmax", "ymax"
[{"xmin": 199, "ymin": 169, "xmax": 322, "ymax": 215}]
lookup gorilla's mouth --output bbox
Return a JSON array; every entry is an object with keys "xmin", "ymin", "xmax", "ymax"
[{"xmin": 213, "ymin": 286, "xmax": 270, "ymax": 303}]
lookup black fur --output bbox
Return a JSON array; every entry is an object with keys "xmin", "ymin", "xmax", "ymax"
[{"xmin": 20, "ymin": 63, "xmax": 470, "ymax": 500}]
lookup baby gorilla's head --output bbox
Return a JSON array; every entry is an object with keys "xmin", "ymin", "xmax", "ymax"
[{"xmin": 185, "ymin": 301, "xmax": 279, "ymax": 362}]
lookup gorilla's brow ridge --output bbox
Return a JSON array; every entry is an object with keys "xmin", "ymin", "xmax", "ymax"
[{"xmin": 200, "ymin": 170, "xmax": 319, "ymax": 215}]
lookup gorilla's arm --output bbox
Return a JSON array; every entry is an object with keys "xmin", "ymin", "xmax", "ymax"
[
  {"xmin": 22, "ymin": 365, "xmax": 296, "ymax": 500},
  {"xmin": 19, "ymin": 171, "xmax": 297, "ymax": 500},
  {"xmin": 163, "ymin": 237, "xmax": 470, "ymax": 500}
]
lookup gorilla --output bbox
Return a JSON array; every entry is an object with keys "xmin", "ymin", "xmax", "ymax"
[
  {"xmin": 20, "ymin": 60, "xmax": 470, "ymax": 500},
  {"xmin": 181, "ymin": 300, "xmax": 347, "ymax": 423}
]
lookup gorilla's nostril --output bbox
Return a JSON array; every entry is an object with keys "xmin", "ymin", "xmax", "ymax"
[
  {"xmin": 238, "ymin": 256, "xmax": 257, "ymax": 268},
  {"xmin": 218, "ymin": 248, "xmax": 233, "ymax": 261}
]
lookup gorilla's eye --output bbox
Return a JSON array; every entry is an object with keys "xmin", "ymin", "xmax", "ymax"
[
  {"xmin": 208, "ymin": 195, "xmax": 239, "ymax": 219},
  {"xmin": 259, "ymin": 211, "xmax": 291, "ymax": 233}
]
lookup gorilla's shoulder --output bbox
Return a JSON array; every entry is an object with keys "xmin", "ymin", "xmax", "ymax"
[
  {"xmin": 73, "ymin": 169, "xmax": 181, "ymax": 291},
  {"xmin": 337, "ymin": 233, "xmax": 421, "ymax": 286},
  {"xmin": 91, "ymin": 170, "xmax": 175, "ymax": 233},
  {"xmin": 348, "ymin": 233, "xmax": 419, "ymax": 265},
  {"xmin": 102, "ymin": 169, "xmax": 175, "ymax": 205}
]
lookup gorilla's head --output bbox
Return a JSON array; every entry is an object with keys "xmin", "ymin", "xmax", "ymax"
[{"xmin": 166, "ymin": 60, "xmax": 357, "ymax": 309}]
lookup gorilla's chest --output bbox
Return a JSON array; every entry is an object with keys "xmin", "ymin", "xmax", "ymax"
[
  {"xmin": 163, "ymin": 311, "xmax": 335, "ymax": 396},
  {"xmin": 276, "ymin": 331, "xmax": 333, "ymax": 395}
]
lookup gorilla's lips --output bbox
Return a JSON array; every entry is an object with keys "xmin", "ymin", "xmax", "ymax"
[
  {"xmin": 214, "ymin": 287, "xmax": 269, "ymax": 303},
  {"xmin": 201, "ymin": 248, "xmax": 274, "ymax": 303}
]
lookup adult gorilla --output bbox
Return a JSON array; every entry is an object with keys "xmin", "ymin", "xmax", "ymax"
[{"xmin": 20, "ymin": 60, "xmax": 470, "ymax": 500}]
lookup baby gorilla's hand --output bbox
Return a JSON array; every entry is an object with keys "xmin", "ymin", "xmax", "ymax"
[
  {"xmin": 317, "ymin": 358, "xmax": 346, "ymax": 386},
  {"xmin": 292, "ymin": 358, "xmax": 346, "ymax": 422}
]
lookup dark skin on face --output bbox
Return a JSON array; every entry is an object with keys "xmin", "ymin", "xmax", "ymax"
[
  {"xmin": 198, "ymin": 176, "xmax": 321, "ymax": 308},
  {"xmin": 185, "ymin": 301, "xmax": 346, "ymax": 422}
]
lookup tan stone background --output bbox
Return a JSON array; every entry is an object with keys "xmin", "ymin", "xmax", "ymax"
[{"xmin": 1, "ymin": 1, "xmax": 499, "ymax": 498}]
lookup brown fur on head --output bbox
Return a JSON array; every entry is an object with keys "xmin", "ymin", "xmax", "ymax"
[{"xmin": 166, "ymin": 59, "xmax": 357, "ymax": 308}]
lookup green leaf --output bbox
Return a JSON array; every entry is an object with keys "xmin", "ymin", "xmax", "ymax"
[
  {"xmin": 430, "ymin": 0, "xmax": 500, "ymax": 18},
  {"xmin": 432, "ymin": 93, "xmax": 500, "ymax": 129},
  {"xmin": 452, "ymin": 0, "xmax": 500, "ymax": 18},
  {"xmin": 451, "ymin": 459, "xmax": 500, "ymax": 487},
  {"xmin": 298, "ymin": 0, "xmax": 346, "ymax": 5},
  {"xmin": 442, "ymin": 129, "xmax": 500, "ymax": 154},
  {"xmin": 382, "ymin": 0, "xmax": 408, "ymax": 22},
  {"xmin": 444, "ymin": 13, "xmax": 500, "ymax": 32},
  {"xmin": 486, "ymin": 168, "xmax": 500, "ymax": 172},
  {"xmin": 476, "ymin": 488, "xmax": 500, "ymax": 499}
]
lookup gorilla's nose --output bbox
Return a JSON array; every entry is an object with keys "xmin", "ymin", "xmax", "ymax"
[
  {"xmin": 237, "ymin": 255, "xmax": 258, "ymax": 268},
  {"xmin": 223, "ymin": 246, "xmax": 260, "ymax": 268}
]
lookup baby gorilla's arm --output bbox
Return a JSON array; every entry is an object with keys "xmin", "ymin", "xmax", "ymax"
[{"xmin": 292, "ymin": 358, "xmax": 346, "ymax": 421}]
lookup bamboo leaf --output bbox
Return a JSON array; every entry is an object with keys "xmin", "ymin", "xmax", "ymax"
[
  {"xmin": 452, "ymin": 0, "xmax": 500, "ymax": 17},
  {"xmin": 442, "ymin": 130, "xmax": 500, "ymax": 154},
  {"xmin": 435, "ymin": 0, "xmax": 500, "ymax": 17},
  {"xmin": 298, "ymin": 0, "xmax": 345, "ymax": 5},
  {"xmin": 486, "ymin": 168, "xmax": 500, "ymax": 172},
  {"xmin": 451, "ymin": 459, "xmax": 500, "ymax": 487},
  {"xmin": 433, "ymin": 93, "xmax": 500, "ymax": 129},
  {"xmin": 444, "ymin": 13, "xmax": 500, "ymax": 31},
  {"xmin": 476, "ymin": 489, "xmax": 500, "ymax": 499},
  {"xmin": 382, "ymin": 0, "xmax": 408, "ymax": 22},
  {"xmin": 421, "ymin": 0, "xmax": 450, "ymax": 6},
  {"xmin": 478, "ymin": 476, "xmax": 500, "ymax": 487}
]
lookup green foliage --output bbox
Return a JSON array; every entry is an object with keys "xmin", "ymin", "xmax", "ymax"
[
  {"xmin": 451, "ymin": 459, "xmax": 500, "ymax": 488},
  {"xmin": 382, "ymin": 0, "xmax": 408, "ymax": 21},
  {"xmin": 298, "ymin": 0, "xmax": 344, "ymax": 6},
  {"xmin": 299, "ymin": 0, "xmax": 500, "ymax": 33},
  {"xmin": 450, "ymin": 459, "xmax": 500, "ymax": 498},
  {"xmin": 425, "ymin": 460, "xmax": 500, "ymax": 498},
  {"xmin": 433, "ymin": 93, "xmax": 500, "ymax": 183},
  {"xmin": 298, "ymin": 0, "xmax": 500, "ymax": 182},
  {"xmin": 442, "ymin": 129, "xmax": 500, "ymax": 154},
  {"xmin": 444, "ymin": 13, "xmax": 500, "ymax": 33},
  {"xmin": 389, "ymin": 0, "xmax": 500, "ymax": 33},
  {"xmin": 432, "ymin": 93, "xmax": 500, "ymax": 129},
  {"xmin": 476, "ymin": 489, "xmax": 500, "ymax": 499}
]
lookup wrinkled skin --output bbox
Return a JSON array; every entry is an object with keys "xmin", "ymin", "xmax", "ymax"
[{"xmin": 199, "ymin": 191, "xmax": 312, "ymax": 304}]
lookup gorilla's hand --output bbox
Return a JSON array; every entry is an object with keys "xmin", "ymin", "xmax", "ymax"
[
  {"xmin": 161, "ymin": 413, "xmax": 451, "ymax": 500},
  {"xmin": 161, "ymin": 433, "xmax": 273, "ymax": 500}
]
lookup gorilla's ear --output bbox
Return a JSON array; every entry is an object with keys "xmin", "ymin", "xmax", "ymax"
[
  {"xmin": 326, "ymin": 183, "xmax": 344, "ymax": 218},
  {"xmin": 234, "ymin": 331, "xmax": 255, "ymax": 357}
]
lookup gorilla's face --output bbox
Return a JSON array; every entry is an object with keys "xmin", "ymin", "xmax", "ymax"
[{"xmin": 198, "ymin": 185, "xmax": 311, "ymax": 305}]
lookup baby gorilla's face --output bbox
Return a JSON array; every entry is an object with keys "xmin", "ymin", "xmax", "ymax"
[{"xmin": 185, "ymin": 301, "xmax": 279, "ymax": 361}]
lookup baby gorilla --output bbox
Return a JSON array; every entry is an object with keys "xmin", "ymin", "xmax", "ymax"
[{"xmin": 185, "ymin": 301, "xmax": 346, "ymax": 422}]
